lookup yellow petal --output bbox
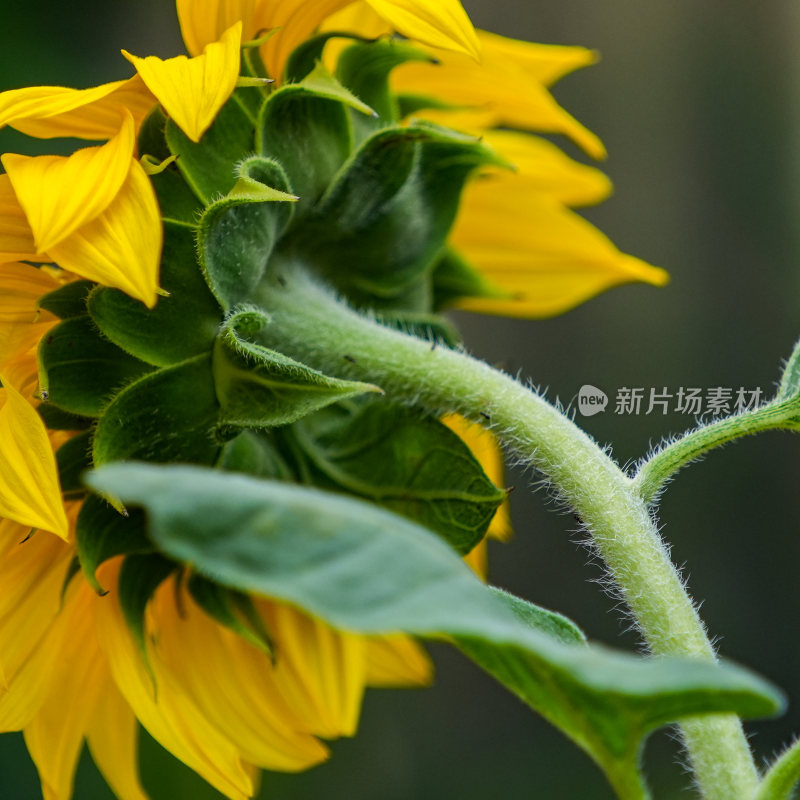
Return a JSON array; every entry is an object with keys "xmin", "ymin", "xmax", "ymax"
[
  {"xmin": 257, "ymin": 601, "xmax": 367, "ymax": 738},
  {"xmin": 366, "ymin": 0, "xmax": 479, "ymax": 59},
  {"xmin": 123, "ymin": 22, "xmax": 242, "ymax": 143},
  {"xmin": 462, "ymin": 537, "xmax": 488, "ymax": 579},
  {"xmin": 86, "ymin": 675, "xmax": 148, "ymax": 800},
  {"xmin": 24, "ymin": 584, "xmax": 105, "ymax": 800},
  {"xmin": 0, "ymin": 547, "xmax": 72, "ymax": 729},
  {"xmin": 442, "ymin": 414, "xmax": 511, "ymax": 541},
  {"xmin": 477, "ymin": 30, "xmax": 598, "ymax": 87},
  {"xmin": 47, "ymin": 158, "xmax": 162, "ymax": 308},
  {"xmin": 482, "ymin": 130, "xmax": 612, "ymax": 208},
  {"xmin": 1, "ymin": 113, "xmax": 136, "ymax": 253},
  {"xmin": 0, "ymin": 380, "xmax": 68, "ymax": 539},
  {"xmin": 152, "ymin": 584, "xmax": 329, "ymax": 771},
  {"xmin": 0, "ymin": 76, "xmax": 154, "ymax": 140},
  {"xmin": 0, "ymin": 174, "xmax": 42, "ymax": 263},
  {"xmin": 94, "ymin": 564, "xmax": 254, "ymax": 800},
  {"xmin": 452, "ymin": 183, "xmax": 669, "ymax": 318},
  {"xmin": 177, "ymin": 0, "xmax": 258, "ymax": 57},
  {"xmin": 392, "ymin": 31, "xmax": 606, "ymax": 160},
  {"xmin": 365, "ymin": 634, "xmax": 433, "ymax": 687},
  {"xmin": 0, "ymin": 263, "xmax": 59, "ymax": 369}
]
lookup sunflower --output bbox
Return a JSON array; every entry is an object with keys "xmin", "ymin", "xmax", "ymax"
[{"xmin": 0, "ymin": 2, "xmax": 666, "ymax": 798}]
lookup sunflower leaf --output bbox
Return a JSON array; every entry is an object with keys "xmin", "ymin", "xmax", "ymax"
[
  {"xmin": 88, "ymin": 463, "xmax": 784, "ymax": 799},
  {"xmin": 291, "ymin": 400, "xmax": 505, "ymax": 554}
]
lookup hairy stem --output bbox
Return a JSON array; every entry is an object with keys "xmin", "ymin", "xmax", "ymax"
[{"xmin": 256, "ymin": 268, "xmax": 760, "ymax": 798}]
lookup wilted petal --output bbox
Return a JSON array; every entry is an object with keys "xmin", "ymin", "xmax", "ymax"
[
  {"xmin": 123, "ymin": 22, "xmax": 242, "ymax": 143},
  {"xmin": 0, "ymin": 76, "xmax": 154, "ymax": 140},
  {"xmin": 452, "ymin": 182, "xmax": 669, "ymax": 317},
  {"xmin": 0, "ymin": 380, "xmax": 68, "ymax": 540},
  {"xmin": 366, "ymin": 0, "xmax": 479, "ymax": 59},
  {"xmin": 47, "ymin": 158, "xmax": 162, "ymax": 308},
  {"xmin": 1, "ymin": 113, "xmax": 136, "ymax": 253}
]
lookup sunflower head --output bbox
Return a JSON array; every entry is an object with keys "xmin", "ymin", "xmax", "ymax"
[{"xmin": 0, "ymin": 3, "xmax": 668, "ymax": 798}]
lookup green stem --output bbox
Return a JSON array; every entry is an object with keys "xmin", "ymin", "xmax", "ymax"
[
  {"xmin": 634, "ymin": 402, "xmax": 796, "ymax": 504},
  {"xmin": 256, "ymin": 268, "xmax": 760, "ymax": 799},
  {"xmin": 755, "ymin": 739, "xmax": 800, "ymax": 800}
]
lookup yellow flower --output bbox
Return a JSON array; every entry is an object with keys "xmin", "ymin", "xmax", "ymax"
[{"xmin": 0, "ymin": 2, "xmax": 668, "ymax": 797}]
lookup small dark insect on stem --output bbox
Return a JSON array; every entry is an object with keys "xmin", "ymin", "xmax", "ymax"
[
  {"xmin": 480, "ymin": 411, "xmax": 491, "ymax": 421},
  {"xmin": 343, "ymin": 354, "xmax": 357, "ymax": 364}
]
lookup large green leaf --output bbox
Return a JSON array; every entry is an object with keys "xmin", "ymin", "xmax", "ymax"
[
  {"xmin": 89, "ymin": 221, "xmax": 223, "ymax": 367},
  {"xmin": 37, "ymin": 316, "xmax": 153, "ymax": 416},
  {"xmin": 196, "ymin": 157, "xmax": 296, "ymax": 311},
  {"xmin": 290, "ymin": 123, "xmax": 505, "ymax": 303},
  {"xmin": 213, "ymin": 309, "xmax": 379, "ymax": 429},
  {"xmin": 291, "ymin": 401, "xmax": 505, "ymax": 554},
  {"xmin": 257, "ymin": 62, "xmax": 373, "ymax": 213},
  {"xmin": 93, "ymin": 353, "xmax": 220, "ymax": 466},
  {"xmin": 88, "ymin": 463, "xmax": 784, "ymax": 800}
]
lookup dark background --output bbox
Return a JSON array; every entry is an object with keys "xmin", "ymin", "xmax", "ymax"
[{"xmin": 2, "ymin": 1, "xmax": 799, "ymax": 797}]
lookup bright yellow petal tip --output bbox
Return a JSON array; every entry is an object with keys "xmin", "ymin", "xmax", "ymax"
[
  {"xmin": 452, "ymin": 185, "xmax": 668, "ymax": 318},
  {"xmin": 47, "ymin": 158, "xmax": 163, "ymax": 308},
  {"xmin": 366, "ymin": 0, "xmax": 480, "ymax": 59},
  {"xmin": 0, "ymin": 379, "xmax": 68, "ymax": 540},
  {"xmin": 1, "ymin": 112, "xmax": 136, "ymax": 253},
  {"xmin": 123, "ymin": 21, "xmax": 243, "ymax": 143}
]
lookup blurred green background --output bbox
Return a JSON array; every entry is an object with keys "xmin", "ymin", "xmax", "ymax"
[{"xmin": 2, "ymin": 1, "xmax": 800, "ymax": 797}]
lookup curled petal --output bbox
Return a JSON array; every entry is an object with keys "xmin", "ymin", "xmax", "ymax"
[
  {"xmin": 0, "ymin": 381, "xmax": 68, "ymax": 540},
  {"xmin": 1, "ymin": 112, "xmax": 136, "ymax": 253},
  {"xmin": 0, "ymin": 76, "xmax": 154, "ymax": 140},
  {"xmin": 123, "ymin": 22, "xmax": 242, "ymax": 143},
  {"xmin": 47, "ymin": 158, "xmax": 162, "ymax": 308},
  {"xmin": 452, "ymin": 181, "xmax": 668, "ymax": 318}
]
